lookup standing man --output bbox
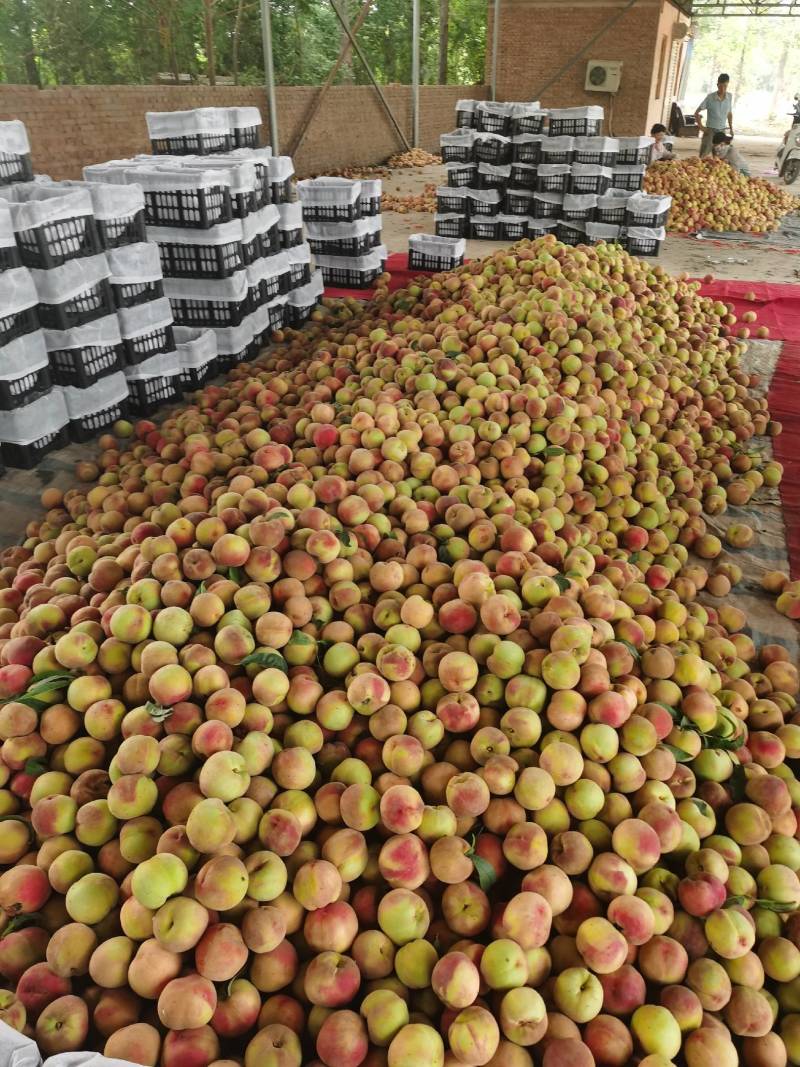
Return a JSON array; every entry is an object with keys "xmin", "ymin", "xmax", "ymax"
[{"xmin": 694, "ymin": 73, "xmax": 734, "ymax": 157}]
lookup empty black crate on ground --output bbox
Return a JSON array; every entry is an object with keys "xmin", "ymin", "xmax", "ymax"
[
  {"xmin": 0, "ymin": 121, "xmax": 34, "ymax": 187},
  {"xmin": 0, "ymin": 268, "xmax": 39, "ymax": 347},
  {"xmin": 151, "ymin": 221, "xmax": 244, "ymax": 279},
  {"xmin": 127, "ymin": 373, "xmax": 182, "ymax": 414},
  {"xmin": 548, "ymin": 107, "xmax": 604, "ymax": 137},
  {"xmin": 435, "ymin": 214, "xmax": 467, "ymax": 238},
  {"xmin": 175, "ymin": 325, "xmax": 219, "ymax": 390},
  {"xmin": 316, "ymin": 250, "xmax": 385, "ymax": 288},
  {"xmin": 584, "ymin": 221, "xmax": 622, "ymax": 247},
  {"xmin": 408, "ymin": 234, "xmax": 466, "ymax": 272},
  {"xmin": 616, "ymin": 137, "xmax": 655, "ymax": 165},
  {"xmin": 0, "ymin": 386, "xmax": 70, "ymax": 469},
  {"xmin": 446, "ymin": 162, "xmax": 478, "ymax": 187},
  {"xmin": 62, "ymin": 370, "xmax": 130, "ymax": 442},
  {"xmin": 107, "ymin": 242, "xmax": 165, "ymax": 309},
  {"xmin": 625, "ymin": 193, "xmax": 672, "ymax": 228},
  {"xmin": 1, "ymin": 425, "xmax": 69, "ymax": 469},
  {"xmin": 297, "ymin": 179, "xmax": 361, "ymax": 222},
  {"xmin": 70, "ymin": 397, "xmax": 131, "ymax": 442},
  {"xmin": 46, "ymin": 314, "xmax": 124, "ymax": 388},
  {"xmin": 286, "ymin": 272, "xmax": 324, "ymax": 327}
]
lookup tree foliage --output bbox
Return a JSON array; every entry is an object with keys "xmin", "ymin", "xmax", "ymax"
[{"xmin": 0, "ymin": 0, "xmax": 486, "ymax": 87}]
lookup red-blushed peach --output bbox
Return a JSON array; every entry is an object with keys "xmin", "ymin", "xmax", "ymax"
[
  {"xmin": 683, "ymin": 1027, "xmax": 739, "ymax": 1067},
  {"xmin": 541, "ymin": 1039, "xmax": 594, "ymax": 1067},
  {"xmin": 448, "ymin": 1004, "xmax": 501, "ymax": 1066},
  {"xmin": 498, "ymin": 987, "xmax": 547, "ymax": 1046},
  {"xmin": 432, "ymin": 951, "xmax": 481, "ymax": 1009},
  {"xmin": 210, "ymin": 978, "xmax": 261, "ymax": 1038},
  {"xmin": 316, "ymin": 1009, "xmax": 369, "ymax": 1067},
  {"xmin": 105, "ymin": 1023, "xmax": 161, "ymax": 1066},
  {"xmin": 378, "ymin": 888, "xmax": 431, "ymax": 945},
  {"xmin": 583, "ymin": 1013, "xmax": 634, "ymax": 1067},
  {"xmin": 387, "ymin": 1023, "xmax": 444, "ymax": 1067},
  {"xmin": 35, "ymin": 995, "xmax": 89, "ymax": 1054},
  {"xmin": 195, "ymin": 923, "xmax": 249, "ymax": 981},
  {"xmin": 575, "ymin": 916, "xmax": 628, "ymax": 974},
  {"xmin": 304, "ymin": 951, "xmax": 362, "ymax": 1007}
]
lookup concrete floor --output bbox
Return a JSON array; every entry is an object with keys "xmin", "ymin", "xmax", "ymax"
[{"xmin": 1, "ymin": 132, "xmax": 798, "ymax": 547}]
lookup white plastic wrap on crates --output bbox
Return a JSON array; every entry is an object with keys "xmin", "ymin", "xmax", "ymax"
[
  {"xmin": 123, "ymin": 348, "xmax": 181, "ymax": 381},
  {"xmin": 574, "ymin": 136, "xmax": 619, "ymax": 155},
  {"xmin": 365, "ymin": 214, "xmax": 383, "ymax": 237},
  {"xmin": 177, "ymin": 158, "xmax": 257, "ymax": 198},
  {"xmin": 246, "ymin": 251, "xmax": 289, "ymax": 289},
  {"xmin": 82, "ymin": 161, "xmax": 133, "ymax": 185},
  {"xmin": 304, "ymin": 217, "xmax": 375, "ymax": 240},
  {"xmin": 314, "ymin": 248, "xmax": 386, "ymax": 272},
  {"xmin": 534, "ymin": 192, "xmax": 564, "ymax": 207},
  {"xmin": 117, "ymin": 297, "xmax": 174, "ymax": 341},
  {"xmin": 585, "ymin": 221, "xmax": 622, "ymax": 242},
  {"xmin": 466, "ymin": 188, "xmax": 502, "ymax": 206},
  {"xmin": 512, "ymin": 134, "xmax": 544, "ymax": 146},
  {"xmin": 455, "ymin": 99, "xmax": 478, "ymax": 115},
  {"xmin": 39, "ymin": 179, "xmax": 146, "ymax": 222},
  {"xmin": 0, "ymin": 329, "xmax": 48, "ymax": 380},
  {"xmin": 61, "ymin": 370, "xmax": 129, "ymax": 418},
  {"xmin": 227, "ymin": 106, "xmax": 262, "ymax": 132},
  {"xmin": 0, "ymin": 120, "xmax": 31, "ymax": 156},
  {"xmin": 44, "ymin": 314, "xmax": 123, "ymax": 357},
  {"xmin": 4, "ymin": 187, "xmax": 94, "ymax": 234},
  {"xmin": 146, "ymin": 218, "xmax": 244, "ymax": 247},
  {"xmin": 30, "ymin": 254, "xmax": 110, "ymax": 305},
  {"xmin": 146, "ymin": 108, "xmax": 230, "ymax": 139},
  {"xmin": 618, "ymin": 136, "xmax": 655, "ymax": 152},
  {"xmin": 288, "ymin": 269, "xmax": 325, "ymax": 307},
  {"xmin": 106, "ymin": 241, "xmax": 163, "ymax": 284},
  {"xmin": 436, "ymin": 186, "xmax": 469, "ymax": 202},
  {"xmin": 626, "ymin": 192, "xmax": 672, "ymax": 216},
  {"xmin": 597, "ymin": 188, "xmax": 632, "ymax": 208},
  {"xmin": 242, "ymin": 204, "xmax": 280, "ymax": 244},
  {"xmin": 213, "ymin": 317, "xmax": 256, "ymax": 356},
  {"xmin": 267, "ymin": 156, "xmax": 295, "ymax": 184},
  {"xmin": 174, "ymin": 326, "xmax": 218, "ymax": 369},
  {"xmin": 408, "ymin": 233, "xmax": 467, "ymax": 260},
  {"xmin": 563, "ymin": 193, "xmax": 598, "ymax": 213},
  {"xmin": 627, "ymin": 225, "xmax": 667, "ymax": 242},
  {"xmin": 0, "ymin": 266, "xmax": 38, "ymax": 316},
  {"xmin": 612, "ymin": 165, "xmax": 647, "ymax": 182},
  {"xmin": 548, "ymin": 106, "xmax": 604, "ymax": 122},
  {"xmin": 510, "ymin": 102, "xmax": 545, "ymax": 118},
  {"xmin": 277, "ymin": 201, "xmax": 304, "ymax": 230},
  {"xmin": 474, "ymin": 132, "xmax": 511, "ymax": 147},
  {"xmin": 285, "ymin": 242, "xmax": 312, "ymax": 268},
  {"xmin": 478, "ymin": 163, "xmax": 512, "ymax": 181},
  {"xmin": 542, "ymin": 136, "xmax": 576, "ymax": 153},
  {"xmin": 476, "ymin": 101, "xmax": 514, "ymax": 119},
  {"xmin": 538, "ymin": 164, "xmax": 571, "ymax": 177},
  {"xmin": 297, "ymin": 177, "xmax": 361, "ymax": 206},
  {"xmin": 0, "ymin": 385, "xmax": 69, "ymax": 444},
  {"xmin": 125, "ymin": 167, "xmax": 233, "ymax": 193},
  {"xmin": 248, "ymin": 300, "xmax": 270, "ymax": 337},
  {"xmin": 162, "ymin": 271, "xmax": 249, "ymax": 303},
  {"xmin": 225, "ymin": 146, "xmax": 273, "ymax": 163},
  {"xmin": 0, "ymin": 201, "xmax": 13, "ymax": 249},
  {"xmin": 359, "ymin": 179, "xmax": 382, "ymax": 199},
  {"xmin": 440, "ymin": 129, "xmax": 476, "ymax": 148},
  {"xmin": 571, "ymin": 163, "xmax": 613, "ymax": 179}
]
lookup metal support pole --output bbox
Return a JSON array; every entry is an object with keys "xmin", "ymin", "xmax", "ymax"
[
  {"xmin": 260, "ymin": 0, "xmax": 279, "ymax": 153},
  {"xmin": 491, "ymin": 0, "xmax": 501, "ymax": 102},
  {"xmin": 412, "ymin": 0, "xmax": 420, "ymax": 146},
  {"xmin": 328, "ymin": 0, "xmax": 413, "ymax": 152}
]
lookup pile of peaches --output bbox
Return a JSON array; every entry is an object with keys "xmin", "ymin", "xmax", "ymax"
[{"xmin": 0, "ymin": 234, "xmax": 799, "ymax": 1067}]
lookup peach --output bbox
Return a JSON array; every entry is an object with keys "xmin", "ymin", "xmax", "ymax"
[
  {"xmin": 387, "ymin": 1023, "xmax": 444, "ymax": 1067},
  {"xmin": 105, "ymin": 1023, "xmax": 162, "ymax": 1066},
  {"xmin": 448, "ymin": 1005, "xmax": 501, "ymax": 1066},
  {"xmin": 245, "ymin": 1024, "xmax": 302, "ymax": 1067},
  {"xmin": 36, "ymin": 995, "xmax": 89, "ymax": 1054},
  {"xmin": 317, "ymin": 1009, "xmax": 369, "ymax": 1067},
  {"xmin": 158, "ymin": 974, "xmax": 217, "ymax": 1030},
  {"xmin": 304, "ymin": 951, "xmax": 361, "ymax": 1007}
]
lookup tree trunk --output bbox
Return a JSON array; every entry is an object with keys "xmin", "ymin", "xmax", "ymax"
[
  {"xmin": 14, "ymin": 0, "xmax": 40, "ymax": 86},
  {"xmin": 203, "ymin": 0, "xmax": 216, "ymax": 85},
  {"xmin": 294, "ymin": 5, "xmax": 303, "ymax": 82},
  {"xmin": 232, "ymin": 0, "xmax": 244, "ymax": 84},
  {"xmin": 438, "ymin": 0, "xmax": 448, "ymax": 84},
  {"xmin": 336, "ymin": 0, "xmax": 353, "ymax": 83},
  {"xmin": 769, "ymin": 37, "xmax": 790, "ymax": 120}
]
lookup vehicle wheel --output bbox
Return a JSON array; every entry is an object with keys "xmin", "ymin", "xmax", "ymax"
[{"xmin": 783, "ymin": 159, "xmax": 800, "ymax": 185}]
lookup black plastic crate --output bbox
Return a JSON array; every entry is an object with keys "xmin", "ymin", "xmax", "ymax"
[
  {"xmin": 477, "ymin": 166, "xmax": 510, "ymax": 191},
  {"xmin": 16, "ymin": 215, "xmax": 102, "ymax": 270},
  {"xmin": 447, "ymin": 163, "xmax": 478, "ymax": 187},
  {"xmin": 470, "ymin": 219, "xmax": 502, "ymax": 240},
  {"xmin": 476, "ymin": 108, "xmax": 512, "ymax": 136},
  {"xmin": 532, "ymin": 194, "xmax": 563, "ymax": 219},
  {"xmin": 38, "ymin": 280, "xmax": 115, "ymax": 332},
  {"xmin": 230, "ymin": 190, "xmax": 257, "ymax": 220},
  {"xmin": 307, "ymin": 233, "xmax": 373, "ymax": 258},
  {"xmin": 562, "ymin": 197, "xmax": 597, "ymax": 223},
  {"xmin": 69, "ymin": 397, "xmax": 132, "ymax": 443},
  {"xmin": 123, "ymin": 323, "xmax": 176, "ymax": 367},
  {"xmin": 158, "ymin": 238, "xmax": 243, "ymax": 279},
  {"xmin": 281, "ymin": 227, "xmax": 304, "ymax": 249},
  {"xmin": 170, "ymin": 298, "xmax": 249, "ymax": 329},
  {"xmin": 617, "ymin": 141, "xmax": 653, "ymax": 165},
  {"xmin": 626, "ymin": 203, "xmax": 671, "ymax": 228},
  {"xmin": 49, "ymin": 343, "xmax": 123, "ymax": 389},
  {"xmin": 0, "ymin": 244, "xmax": 23, "ymax": 271},
  {"xmin": 499, "ymin": 216, "xmax": 528, "ymax": 241},
  {"xmin": 359, "ymin": 195, "xmax": 381, "ymax": 217},
  {"xmin": 528, "ymin": 219, "xmax": 558, "ymax": 240},
  {"xmin": 250, "ymin": 270, "xmax": 290, "ymax": 305},
  {"xmin": 287, "ymin": 301, "xmax": 317, "ymax": 328},
  {"xmin": 150, "ymin": 132, "xmax": 232, "ymax": 155},
  {"xmin": 96, "ymin": 210, "xmax": 147, "ymax": 251},
  {"xmin": 536, "ymin": 171, "xmax": 569, "ymax": 194},
  {"xmin": 435, "ymin": 215, "xmax": 467, "ymax": 238},
  {"xmin": 612, "ymin": 168, "xmax": 646, "ymax": 192},
  {"xmin": 504, "ymin": 190, "xmax": 535, "ymax": 216},
  {"xmin": 301, "ymin": 201, "xmax": 361, "ymax": 223},
  {"xmin": 626, "ymin": 230, "xmax": 664, "ymax": 258},
  {"xmin": 569, "ymin": 171, "xmax": 612, "ymax": 195},
  {"xmin": 289, "ymin": 262, "xmax": 312, "ymax": 288},
  {"xmin": 112, "ymin": 278, "xmax": 165, "ymax": 309},
  {"xmin": 441, "ymin": 143, "xmax": 473, "ymax": 164},
  {"xmin": 318, "ymin": 262, "xmax": 383, "ymax": 288},
  {"xmin": 456, "ymin": 108, "xmax": 476, "ymax": 129},
  {"xmin": 596, "ymin": 196, "xmax": 630, "ymax": 225},
  {"xmin": 0, "ymin": 365, "xmax": 52, "ymax": 411},
  {"xmin": 180, "ymin": 359, "xmax": 219, "ymax": 391},
  {"xmin": 574, "ymin": 148, "xmax": 618, "ymax": 167},
  {"xmin": 271, "ymin": 178, "xmax": 294, "ymax": 204},
  {"xmin": 1, "ymin": 425, "xmax": 69, "ymax": 470},
  {"xmin": 512, "ymin": 139, "xmax": 543, "ymax": 165},
  {"xmin": 241, "ymin": 235, "xmax": 262, "ymax": 266},
  {"xmin": 143, "ymin": 186, "xmax": 232, "ymax": 229},
  {"xmin": 474, "ymin": 137, "xmax": 512, "ymax": 165},
  {"xmin": 127, "ymin": 373, "xmax": 182, "ymax": 415},
  {"xmin": 509, "ymin": 164, "xmax": 537, "ymax": 189},
  {"xmin": 0, "ymin": 304, "xmax": 38, "ymax": 347},
  {"xmin": 557, "ymin": 221, "xmax": 586, "ymax": 245},
  {"xmin": 408, "ymin": 249, "xmax": 464, "ymax": 273},
  {"xmin": 218, "ymin": 346, "xmax": 254, "ymax": 372},
  {"xmin": 549, "ymin": 117, "xmax": 602, "ymax": 137},
  {"xmin": 467, "ymin": 192, "xmax": 501, "ymax": 218},
  {"xmin": 437, "ymin": 188, "xmax": 469, "ymax": 214},
  {"xmin": 513, "ymin": 113, "xmax": 546, "ymax": 136},
  {"xmin": 234, "ymin": 126, "xmax": 260, "ymax": 150},
  {"xmin": 541, "ymin": 147, "xmax": 575, "ymax": 166},
  {"xmin": 0, "ymin": 151, "xmax": 33, "ymax": 186}
]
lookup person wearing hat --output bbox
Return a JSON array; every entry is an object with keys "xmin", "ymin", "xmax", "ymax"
[
  {"xmin": 694, "ymin": 74, "xmax": 734, "ymax": 157},
  {"xmin": 712, "ymin": 131, "xmax": 750, "ymax": 177}
]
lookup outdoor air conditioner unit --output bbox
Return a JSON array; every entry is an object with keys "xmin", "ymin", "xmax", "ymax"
[{"xmin": 585, "ymin": 60, "xmax": 622, "ymax": 94}]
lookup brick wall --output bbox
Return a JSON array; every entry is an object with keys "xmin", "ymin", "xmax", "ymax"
[
  {"xmin": 0, "ymin": 82, "xmax": 488, "ymax": 179},
  {"xmin": 489, "ymin": 0, "xmax": 688, "ymax": 137}
]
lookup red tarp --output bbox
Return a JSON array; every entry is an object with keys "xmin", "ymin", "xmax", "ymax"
[{"xmin": 768, "ymin": 341, "xmax": 800, "ymax": 578}]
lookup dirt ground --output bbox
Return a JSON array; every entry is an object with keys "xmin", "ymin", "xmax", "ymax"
[{"xmin": 380, "ymin": 134, "xmax": 800, "ymax": 284}]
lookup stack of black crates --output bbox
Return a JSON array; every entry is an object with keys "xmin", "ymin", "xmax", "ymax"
[
  {"xmin": 436, "ymin": 101, "xmax": 669, "ymax": 256},
  {"xmin": 297, "ymin": 177, "xmax": 385, "ymax": 289}
]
